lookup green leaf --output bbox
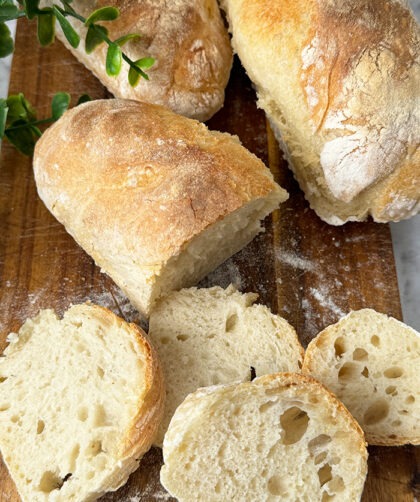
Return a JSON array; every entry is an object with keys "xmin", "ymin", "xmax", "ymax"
[
  {"xmin": 85, "ymin": 24, "xmax": 107, "ymax": 54},
  {"xmin": 0, "ymin": 22, "xmax": 13, "ymax": 57},
  {"xmin": 127, "ymin": 57, "xmax": 155, "ymax": 86},
  {"xmin": 136, "ymin": 56, "xmax": 154, "ymax": 71},
  {"xmin": 5, "ymin": 119, "xmax": 36, "ymax": 156},
  {"xmin": 76, "ymin": 94, "xmax": 91, "ymax": 105},
  {"xmin": 85, "ymin": 6, "xmax": 119, "ymax": 26},
  {"xmin": 51, "ymin": 92, "xmax": 70, "ymax": 119},
  {"xmin": 128, "ymin": 66, "xmax": 140, "ymax": 87},
  {"xmin": 6, "ymin": 93, "xmax": 36, "ymax": 123},
  {"xmin": 0, "ymin": 99, "xmax": 8, "ymax": 137},
  {"xmin": 0, "ymin": 2, "xmax": 20, "ymax": 23},
  {"xmin": 37, "ymin": 11, "xmax": 55, "ymax": 46},
  {"xmin": 106, "ymin": 43, "xmax": 121, "ymax": 76},
  {"xmin": 114, "ymin": 33, "xmax": 140, "ymax": 46},
  {"xmin": 23, "ymin": 0, "xmax": 40, "ymax": 19},
  {"xmin": 53, "ymin": 6, "xmax": 80, "ymax": 48}
]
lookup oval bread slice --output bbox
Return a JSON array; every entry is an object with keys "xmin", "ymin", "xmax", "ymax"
[
  {"xmin": 303, "ymin": 309, "xmax": 420, "ymax": 445},
  {"xmin": 0, "ymin": 304, "xmax": 164, "ymax": 502},
  {"xmin": 161, "ymin": 373, "xmax": 368, "ymax": 501},
  {"xmin": 149, "ymin": 285, "xmax": 304, "ymax": 446}
]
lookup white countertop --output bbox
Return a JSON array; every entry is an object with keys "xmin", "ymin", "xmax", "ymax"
[{"xmin": 0, "ymin": 6, "xmax": 419, "ymax": 331}]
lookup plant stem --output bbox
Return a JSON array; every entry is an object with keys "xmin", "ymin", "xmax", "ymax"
[{"xmin": 6, "ymin": 117, "xmax": 54, "ymax": 131}]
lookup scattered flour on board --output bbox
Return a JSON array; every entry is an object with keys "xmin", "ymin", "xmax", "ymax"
[{"xmin": 276, "ymin": 250, "xmax": 316, "ymax": 272}]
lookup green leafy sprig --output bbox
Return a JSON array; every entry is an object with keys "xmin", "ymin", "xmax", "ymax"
[
  {"xmin": 0, "ymin": 92, "xmax": 90, "ymax": 155},
  {"xmin": 0, "ymin": 0, "xmax": 155, "ymax": 83}
]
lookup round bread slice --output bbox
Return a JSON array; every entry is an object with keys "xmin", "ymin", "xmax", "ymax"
[
  {"xmin": 0, "ymin": 304, "xmax": 164, "ymax": 502},
  {"xmin": 148, "ymin": 285, "xmax": 304, "ymax": 446},
  {"xmin": 303, "ymin": 309, "xmax": 420, "ymax": 446},
  {"xmin": 160, "ymin": 373, "xmax": 368, "ymax": 501}
]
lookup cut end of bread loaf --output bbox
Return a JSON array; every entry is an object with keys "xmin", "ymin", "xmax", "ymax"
[
  {"xmin": 161, "ymin": 373, "xmax": 367, "ymax": 502},
  {"xmin": 149, "ymin": 285, "xmax": 304, "ymax": 446},
  {"xmin": 303, "ymin": 309, "xmax": 420, "ymax": 445},
  {"xmin": 0, "ymin": 304, "xmax": 164, "ymax": 501}
]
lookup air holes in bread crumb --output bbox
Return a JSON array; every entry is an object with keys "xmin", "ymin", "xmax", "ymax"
[
  {"xmin": 38, "ymin": 471, "xmax": 63, "ymax": 493},
  {"xmin": 405, "ymin": 395, "xmax": 415, "ymax": 404},
  {"xmin": 259, "ymin": 400, "xmax": 278, "ymax": 413},
  {"xmin": 0, "ymin": 403, "xmax": 10, "ymax": 412},
  {"xmin": 176, "ymin": 334, "xmax": 189, "ymax": 341},
  {"xmin": 37, "ymin": 420, "xmax": 45, "ymax": 434},
  {"xmin": 384, "ymin": 367, "xmax": 403, "ymax": 378},
  {"xmin": 225, "ymin": 314, "xmax": 238, "ymax": 333},
  {"xmin": 361, "ymin": 367, "xmax": 369, "ymax": 378},
  {"xmin": 363, "ymin": 399, "xmax": 389, "ymax": 425},
  {"xmin": 160, "ymin": 337, "xmax": 170, "ymax": 345},
  {"xmin": 391, "ymin": 420, "xmax": 402, "ymax": 427},
  {"xmin": 0, "ymin": 376, "xmax": 7, "ymax": 383},
  {"xmin": 87, "ymin": 440, "xmax": 102, "ymax": 456},
  {"xmin": 318, "ymin": 463, "xmax": 332, "ymax": 487},
  {"xmin": 385, "ymin": 386, "xmax": 398, "ymax": 396},
  {"xmin": 78, "ymin": 407, "xmax": 88, "ymax": 422},
  {"xmin": 338, "ymin": 362, "xmax": 359, "ymax": 380},
  {"xmin": 97, "ymin": 366, "xmax": 104, "ymax": 378},
  {"xmin": 280, "ymin": 407, "xmax": 309, "ymax": 445},
  {"xmin": 329, "ymin": 476, "xmax": 345, "ymax": 492},
  {"xmin": 92, "ymin": 404, "xmax": 107, "ymax": 427},
  {"xmin": 334, "ymin": 337, "xmax": 346, "ymax": 358},
  {"xmin": 308, "ymin": 434, "xmax": 332, "ymax": 456},
  {"xmin": 370, "ymin": 335, "xmax": 380, "ymax": 347},
  {"xmin": 314, "ymin": 452, "xmax": 327, "ymax": 464},
  {"xmin": 352, "ymin": 348, "xmax": 368, "ymax": 361},
  {"xmin": 268, "ymin": 475, "xmax": 286, "ymax": 496}
]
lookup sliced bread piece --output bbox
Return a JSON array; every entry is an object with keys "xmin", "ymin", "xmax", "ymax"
[
  {"xmin": 303, "ymin": 309, "xmax": 420, "ymax": 446},
  {"xmin": 148, "ymin": 285, "xmax": 304, "ymax": 446},
  {"xmin": 0, "ymin": 304, "xmax": 164, "ymax": 502},
  {"xmin": 161, "ymin": 373, "xmax": 368, "ymax": 501}
]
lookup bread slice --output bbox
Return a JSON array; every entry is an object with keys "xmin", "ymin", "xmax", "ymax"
[
  {"xmin": 33, "ymin": 99, "xmax": 288, "ymax": 318},
  {"xmin": 161, "ymin": 373, "xmax": 368, "ymax": 501},
  {"xmin": 148, "ymin": 285, "xmax": 304, "ymax": 446},
  {"xmin": 303, "ymin": 309, "xmax": 420, "ymax": 446},
  {"xmin": 0, "ymin": 304, "xmax": 164, "ymax": 502},
  {"xmin": 45, "ymin": 0, "xmax": 233, "ymax": 121}
]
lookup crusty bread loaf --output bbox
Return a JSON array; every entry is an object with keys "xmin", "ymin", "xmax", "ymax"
[
  {"xmin": 0, "ymin": 304, "xmax": 164, "ymax": 502},
  {"xmin": 148, "ymin": 285, "xmax": 304, "ymax": 446},
  {"xmin": 45, "ymin": 0, "xmax": 232, "ymax": 121},
  {"xmin": 221, "ymin": 0, "xmax": 420, "ymax": 224},
  {"xmin": 161, "ymin": 373, "xmax": 368, "ymax": 501},
  {"xmin": 303, "ymin": 309, "xmax": 420, "ymax": 446},
  {"xmin": 33, "ymin": 99, "xmax": 288, "ymax": 317}
]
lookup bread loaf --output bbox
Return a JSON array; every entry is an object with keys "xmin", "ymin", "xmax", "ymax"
[
  {"xmin": 45, "ymin": 0, "xmax": 232, "ymax": 121},
  {"xmin": 303, "ymin": 309, "xmax": 420, "ymax": 446},
  {"xmin": 221, "ymin": 0, "xmax": 420, "ymax": 224},
  {"xmin": 0, "ymin": 304, "xmax": 164, "ymax": 501},
  {"xmin": 33, "ymin": 99, "xmax": 288, "ymax": 317},
  {"xmin": 161, "ymin": 373, "xmax": 368, "ymax": 501},
  {"xmin": 148, "ymin": 285, "xmax": 304, "ymax": 446}
]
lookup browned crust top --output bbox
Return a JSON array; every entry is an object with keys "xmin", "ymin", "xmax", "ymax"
[{"xmin": 33, "ymin": 99, "xmax": 283, "ymax": 269}]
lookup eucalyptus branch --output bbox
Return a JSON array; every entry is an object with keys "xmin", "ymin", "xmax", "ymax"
[{"xmin": 0, "ymin": 0, "xmax": 155, "ymax": 84}]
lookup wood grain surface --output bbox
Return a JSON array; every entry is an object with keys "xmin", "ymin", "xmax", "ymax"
[{"xmin": 0, "ymin": 19, "xmax": 418, "ymax": 502}]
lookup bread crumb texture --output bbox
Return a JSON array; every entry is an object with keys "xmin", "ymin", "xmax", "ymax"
[
  {"xmin": 161, "ymin": 373, "xmax": 367, "ymax": 501},
  {"xmin": 303, "ymin": 309, "xmax": 420, "ymax": 445},
  {"xmin": 149, "ymin": 285, "xmax": 304, "ymax": 445},
  {"xmin": 0, "ymin": 304, "xmax": 164, "ymax": 501}
]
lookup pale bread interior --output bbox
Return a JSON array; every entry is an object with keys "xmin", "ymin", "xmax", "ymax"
[
  {"xmin": 161, "ymin": 373, "xmax": 367, "ymax": 501},
  {"xmin": 149, "ymin": 285, "xmax": 303, "ymax": 445},
  {"xmin": 112, "ymin": 193, "xmax": 285, "ymax": 316},
  {"xmin": 0, "ymin": 305, "xmax": 160, "ymax": 502},
  {"xmin": 303, "ymin": 309, "xmax": 420, "ymax": 445}
]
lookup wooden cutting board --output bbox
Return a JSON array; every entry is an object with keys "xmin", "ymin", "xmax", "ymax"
[{"xmin": 0, "ymin": 19, "xmax": 418, "ymax": 502}]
